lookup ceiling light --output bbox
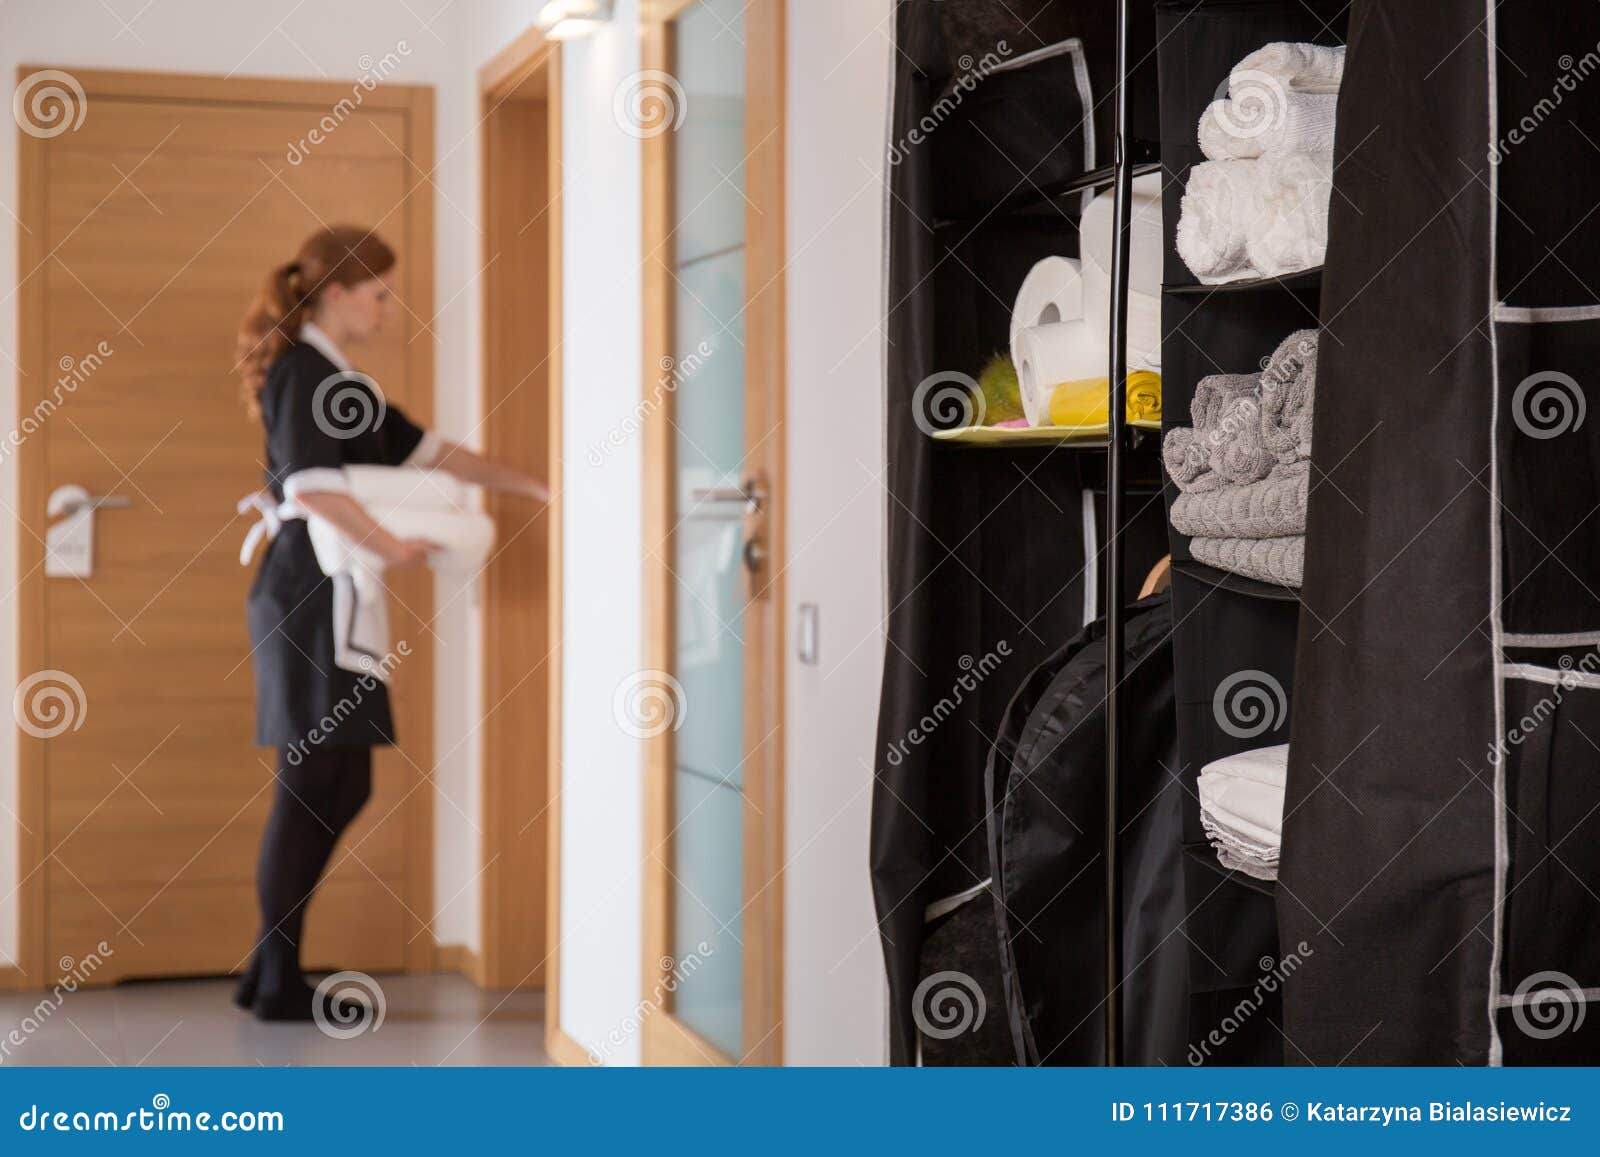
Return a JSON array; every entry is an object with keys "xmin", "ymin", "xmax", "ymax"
[{"xmin": 537, "ymin": 0, "xmax": 614, "ymax": 39}]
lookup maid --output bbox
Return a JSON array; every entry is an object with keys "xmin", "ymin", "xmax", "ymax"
[{"xmin": 232, "ymin": 225, "xmax": 548, "ymax": 1020}]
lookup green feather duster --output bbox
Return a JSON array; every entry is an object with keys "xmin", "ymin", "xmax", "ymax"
[{"xmin": 977, "ymin": 354, "xmax": 1024, "ymax": 425}]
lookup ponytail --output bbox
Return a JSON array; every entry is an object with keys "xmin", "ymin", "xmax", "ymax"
[{"xmin": 234, "ymin": 227, "xmax": 396, "ymax": 417}]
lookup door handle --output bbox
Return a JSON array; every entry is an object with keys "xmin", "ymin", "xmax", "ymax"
[
  {"xmin": 691, "ymin": 479, "xmax": 765, "ymax": 516},
  {"xmin": 47, "ymin": 485, "xmax": 130, "ymax": 518}
]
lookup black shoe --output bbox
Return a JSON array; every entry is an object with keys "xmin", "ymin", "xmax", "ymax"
[
  {"xmin": 251, "ymin": 978, "xmax": 322, "ymax": 1022},
  {"xmin": 252, "ymin": 978, "xmax": 360, "ymax": 1025},
  {"xmin": 232, "ymin": 959, "xmax": 259, "ymax": 1011}
]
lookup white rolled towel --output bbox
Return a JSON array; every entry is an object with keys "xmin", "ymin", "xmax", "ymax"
[
  {"xmin": 294, "ymin": 466, "xmax": 495, "ymax": 677},
  {"xmin": 305, "ymin": 466, "xmax": 493, "ymax": 578},
  {"xmin": 1232, "ymin": 42, "xmax": 1345, "ymax": 95},
  {"xmin": 1175, "ymin": 159, "xmax": 1263, "ymax": 283},
  {"xmin": 1245, "ymin": 151, "xmax": 1332, "ymax": 277},
  {"xmin": 1198, "ymin": 91, "xmax": 1337, "ymax": 161}
]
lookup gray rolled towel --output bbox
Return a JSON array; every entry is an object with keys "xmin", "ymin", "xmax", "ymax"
[
  {"xmin": 1162, "ymin": 427, "xmax": 1210, "ymax": 488},
  {"xmin": 1191, "ymin": 372, "xmax": 1262, "ymax": 434},
  {"xmin": 1261, "ymin": 328, "xmax": 1318, "ymax": 463},
  {"xmin": 1210, "ymin": 426, "xmax": 1276, "ymax": 485},
  {"xmin": 1170, "ymin": 459, "xmax": 1309, "ymax": 539},
  {"xmin": 1189, "ymin": 535, "xmax": 1305, "ymax": 588},
  {"xmin": 1166, "ymin": 374, "xmax": 1268, "ymax": 493}
]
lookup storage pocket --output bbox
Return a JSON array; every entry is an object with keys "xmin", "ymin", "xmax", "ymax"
[
  {"xmin": 1499, "ymin": 673, "xmax": 1600, "ymax": 1005},
  {"xmin": 1496, "ymin": 315, "xmax": 1600, "ymax": 636}
]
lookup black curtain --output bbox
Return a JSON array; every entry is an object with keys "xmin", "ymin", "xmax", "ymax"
[{"xmin": 1281, "ymin": 0, "xmax": 1600, "ymax": 1064}]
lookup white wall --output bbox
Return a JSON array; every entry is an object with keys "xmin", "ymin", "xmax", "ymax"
[
  {"xmin": 0, "ymin": 0, "xmax": 485, "ymax": 964},
  {"xmin": 782, "ymin": 0, "xmax": 891, "ymax": 1066}
]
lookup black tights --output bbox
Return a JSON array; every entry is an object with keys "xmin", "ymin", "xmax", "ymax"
[{"xmin": 246, "ymin": 746, "xmax": 372, "ymax": 1000}]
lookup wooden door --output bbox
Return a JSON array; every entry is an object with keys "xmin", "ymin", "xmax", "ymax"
[
  {"xmin": 640, "ymin": 0, "xmax": 786, "ymax": 1065},
  {"xmin": 14, "ymin": 68, "xmax": 436, "ymax": 986}
]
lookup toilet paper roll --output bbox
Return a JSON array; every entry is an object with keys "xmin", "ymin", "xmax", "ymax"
[
  {"xmin": 1015, "ymin": 321, "xmax": 1106, "ymax": 427},
  {"xmin": 1009, "ymin": 256, "xmax": 1083, "ymax": 366},
  {"xmin": 1080, "ymin": 171, "xmax": 1165, "ymax": 369},
  {"xmin": 1083, "ymin": 253, "xmax": 1164, "ymax": 370},
  {"xmin": 1080, "ymin": 171, "xmax": 1165, "ymax": 295}
]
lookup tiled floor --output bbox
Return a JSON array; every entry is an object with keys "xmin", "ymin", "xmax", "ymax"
[{"xmin": 0, "ymin": 973, "xmax": 551, "ymax": 1067}]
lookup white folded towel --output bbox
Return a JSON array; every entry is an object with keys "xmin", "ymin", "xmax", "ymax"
[
  {"xmin": 1198, "ymin": 744, "xmax": 1288, "ymax": 880},
  {"xmin": 1175, "ymin": 159, "xmax": 1262, "ymax": 283},
  {"xmin": 295, "ymin": 466, "xmax": 495, "ymax": 678},
  {"xmin": 1245, "ymin": 151, "xmax": 1332, "ymax": 277},
  {"xmin": 1233, "ymin": 42, "xmax": 1345, "ymax": 95},
  {"xmin": 1177, "ymin": 152, "xmax": 1332, "ymax": 284},
  {"xmin": 1198, "ymin": 91, "xmax": 1337, "ymax": 161}
]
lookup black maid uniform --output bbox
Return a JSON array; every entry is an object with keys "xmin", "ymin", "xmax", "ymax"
[{"xmin": 245, "ymin": 326, "xmax": 433, "ymax": 750}]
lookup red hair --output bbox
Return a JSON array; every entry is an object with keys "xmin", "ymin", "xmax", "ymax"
[{"xmin": 235, "ymin": 225, "xmax": 396, "ymax": 416}]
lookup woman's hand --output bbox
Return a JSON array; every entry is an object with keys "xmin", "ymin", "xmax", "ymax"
[
  {"xmin": 430, "ymin": 438, "xmax": 550, "ymax": 503},
  {"xmin": 384, "ymin": 536, "xmax": 440, "ymax": 571}
]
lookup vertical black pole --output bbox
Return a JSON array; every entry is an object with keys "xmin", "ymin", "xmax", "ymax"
[{"xmin": 1103, "ymin": 0, "xmax": 1134, "ymax": 1068}]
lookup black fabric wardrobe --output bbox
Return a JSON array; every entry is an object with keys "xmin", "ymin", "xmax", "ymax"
[
  {"xmin": 1279, "ymin": 0, "xmax": 1600, "ymax": 1065},
  {"xmin": 1155, "ymin": 0, "xmax": 1349, "ymax": 1067},
  {"xmin": 872, "ymin": 0, "xmax": 1165, "ymax": 1066}
]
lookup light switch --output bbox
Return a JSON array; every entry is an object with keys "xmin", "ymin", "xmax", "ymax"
[{"xmin": 797, "ymin": 603, "xmax": 819, "ymax": 665}]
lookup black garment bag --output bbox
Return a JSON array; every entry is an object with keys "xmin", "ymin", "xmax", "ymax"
[{"xmin": 986, "ymin": 592, "xmax": 1187, "ymax": 1065}]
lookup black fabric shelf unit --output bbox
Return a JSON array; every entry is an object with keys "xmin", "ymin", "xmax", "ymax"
[
  {"xmin": 1164, "ymin": 267, "xmax": 1323, "ymax": 296},
  {"xmin": 878, "ymin": 0, "xmax": 1600, "ymax": 1070},
  {"xmin": 1182, "ymin": 843, "xmax": 1275, "ymax": 898},
  {"xmin": 1155, "ymin": 0, "xmax": 1349, "ymax": 1066},
  {"xmin": 1171, "ymin": 560, "xmax": 1300, "ymax": 603},
  {"xmin": 872, "ymin": 0, "xmax": 1166, "ymax": 1068}
]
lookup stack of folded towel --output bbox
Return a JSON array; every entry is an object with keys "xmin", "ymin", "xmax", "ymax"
[
  {"xmin": 1162, "ymin": 328, "xmax": 1317, "ymax": 587},
  {"xmin": 1176, "ymin": 41, "xmax": 1343, "ymax": 283},
  {"xmin": 1197, "ymin": 744, "xmax": 1287, "ymax": 881}
]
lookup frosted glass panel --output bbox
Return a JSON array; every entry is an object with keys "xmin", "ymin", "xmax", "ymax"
[{"xmin": 669, "ymin": 0, "xmax": 746, "ymax": 1058}]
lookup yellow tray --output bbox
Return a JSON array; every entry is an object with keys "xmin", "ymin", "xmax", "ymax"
[{"xmin": 929, "ymin": 418, "xmax": 1162, "ymax": 446}]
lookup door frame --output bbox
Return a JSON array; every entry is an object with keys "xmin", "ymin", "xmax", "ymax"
[
  {"xmin": 639, "ymin": 0, "xmax": 787, "ymax": 1066},
  {"xmin": 14, "ymin": 66, "xmax": 437, "ymax": 986},
  {"xmin": 475, "ymin": 24, "xmax": 574, "ymax": 1048}
]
